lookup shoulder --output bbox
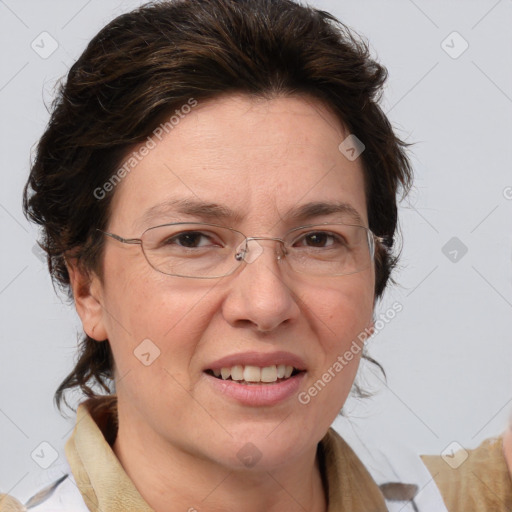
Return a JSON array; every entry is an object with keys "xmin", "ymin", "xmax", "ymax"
[
  {"xmin": 0, "ymin": 470, "xmax": 88, "ymax": 512},
  {"xmin": 421, "ymin": 435, "xmax": 512, "ymax": 512},
  {"xmin": 0, "ymin": 494, "xmax": 26, "ymax": 512},
  {"xmin": 325, "ymin": 427, "xmax": 449, "ymax": 511}
]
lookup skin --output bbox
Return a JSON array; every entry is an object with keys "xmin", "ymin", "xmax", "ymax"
[{"xmin": 67, "ymin": 94, "xmax": 376, "ymax": 512}]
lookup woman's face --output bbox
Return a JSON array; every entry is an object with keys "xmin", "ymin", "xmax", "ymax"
[{"xmin": 79, "ymin": 94, "xmax": 375, "ymax": 470}]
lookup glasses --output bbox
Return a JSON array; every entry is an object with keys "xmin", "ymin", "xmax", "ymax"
[{"xmin": 97, "ymin": 222, "xmax": 383, "ymax": 279}]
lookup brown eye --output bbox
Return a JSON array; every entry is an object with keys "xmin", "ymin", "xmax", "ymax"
[
  {"xmin": 295, "ymin": 231, "xmax": 342, "ymax": 248},
  {"xmin": 162, "ymin": 231, "xmax": 220, "ymax": 249},
  {"xmin": 172, "ymin": 232, "xmax": 208, "ymax": 248},
  {"xmin": 304, "ymin": 232, "xmax": 332, "ymax": 247}
]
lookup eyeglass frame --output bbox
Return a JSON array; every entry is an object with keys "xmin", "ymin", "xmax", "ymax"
[{"xmin": 96, "ymin": 222, "xmax": 386, "ymax": 279}]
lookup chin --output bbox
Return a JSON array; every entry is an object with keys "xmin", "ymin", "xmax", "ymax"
[{"xmin": 211, "ymin": 422, "xmax": 318, "ymax": 472}]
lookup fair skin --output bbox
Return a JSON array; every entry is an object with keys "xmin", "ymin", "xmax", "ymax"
[{"xmin": 68, "ymin": 94, "xmax": 376, "ymax": 512}]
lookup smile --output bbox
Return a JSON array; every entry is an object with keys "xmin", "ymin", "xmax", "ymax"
[{"xmin": 206, "ymin": 364, "xmax": 302, "ymax": 384}]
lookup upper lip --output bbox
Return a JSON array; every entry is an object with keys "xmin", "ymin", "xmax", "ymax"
[{"xmin": 205, "ymin": 351, "xmax": 307, "ymax": 372}]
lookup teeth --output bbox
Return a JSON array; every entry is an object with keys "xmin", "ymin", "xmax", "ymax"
[
  {"xmin": 231, "ymin": 365, "xmax": 244, "ymax": 380},
  {"xmin": 214, "ymin": 364, "xmax": 296, "ymax": 383},
  {"xmin": 243, "ymin": 365, "xmax": 261, "ymax": 382},
  {"xmin": 261, "ymin": 366, "xmax": 278, "ymax": 383}
]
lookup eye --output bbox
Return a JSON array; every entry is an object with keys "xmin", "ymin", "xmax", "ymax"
[
  {"xmin": 164, "ymin": 231, "xmax": 220, "ymax": 248},
  {"xmin": 294, "ymin": 231, "xmax": 343, "ymax": 248}
]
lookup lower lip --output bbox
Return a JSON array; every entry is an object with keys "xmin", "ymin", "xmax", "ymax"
[{"xmin": 204, "ymin": 372, "xmax": 306, "ymax": 406}]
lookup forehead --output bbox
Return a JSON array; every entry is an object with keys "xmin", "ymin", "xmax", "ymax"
[{"xmin": 108, "ymin": 94, "xmax": 368, "ymax": 232}]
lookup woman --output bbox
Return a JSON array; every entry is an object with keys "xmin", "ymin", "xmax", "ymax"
[{"xmin": 0, "ymin": 0, "xmax": 448, "ymax": 510}]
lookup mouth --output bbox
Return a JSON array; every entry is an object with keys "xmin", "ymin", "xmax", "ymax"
[
  {"xmin": 203, "ymin": 351, "xmax": 307, "ymax": 405},
  {"xmin": 205, "ymin": 364, "xmax": 304, "ymax": 385}
]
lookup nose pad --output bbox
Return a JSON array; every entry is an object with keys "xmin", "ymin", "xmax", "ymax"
[
  {"xmin": 275, "ymin": 244, "xmax": 287, "ymax": 261},
  {"xmin": 234, "ymin": 238, "xmax": 286, "ymax": 265},
  {"xmin": 235, "ymin": 239, "xmax": 263, "ymax": 264}
]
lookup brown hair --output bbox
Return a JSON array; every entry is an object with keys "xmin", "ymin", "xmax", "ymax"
[{"xmin": 23, "ymin": 0, "xmax": 412, "ymax": 413}]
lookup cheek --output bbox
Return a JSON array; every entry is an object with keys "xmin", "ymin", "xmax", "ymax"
[
  {"xmin": 295, "ymin": 303, "xmax": 371, "ymax": 432},
  {"xmin": 305, "ymin": 274, "xmax": 374, "ymax": 345},
  {"xmin": 300, "ymin": 278, "xmax": 374, "ymax": 417},
  {"xmin": 302, "ymin": 274, "xmax": 373, "ymax": 390},
  {"xmin": 101, "ymin": 256, "xmax": 219, "ymax": 375}
]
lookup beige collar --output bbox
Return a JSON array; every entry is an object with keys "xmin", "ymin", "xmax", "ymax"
[{"xmin": 65, "ymin": 396, "xmax": 387, "ymax": 512}]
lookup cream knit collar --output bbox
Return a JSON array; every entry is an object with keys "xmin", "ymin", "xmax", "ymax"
[{"xmin": 61, "ymin": 396, "xmax": 388, "ymax": 512}]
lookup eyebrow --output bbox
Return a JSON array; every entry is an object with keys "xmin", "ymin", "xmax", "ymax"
[
  {"xmin": 136, "ymin": 198, "xmax": 240, "ymax": 229},
  {"xmin": 287, "ymin": 201, "xmax": 365, "ymax": 226},
  {"xmin": 136, "ymin": 198, "xmax": 365, "ymax": 229}
]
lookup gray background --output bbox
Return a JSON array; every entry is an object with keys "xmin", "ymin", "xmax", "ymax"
[{"xmin": 1, "ymin": 0, "xmax": 511, "ymax": 499}]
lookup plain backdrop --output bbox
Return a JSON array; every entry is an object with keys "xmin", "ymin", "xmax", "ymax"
[{"xmin": 1, "ymin": 0, "xmax": 511, "ymax": 499}]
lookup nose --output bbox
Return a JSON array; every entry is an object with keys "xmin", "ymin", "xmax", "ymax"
[
  {"xmin": 235, "ymin": 236, "xmax": 286, "ymax": 264},
  {"xmin": 221, "ymin": 239, "xmax": 301, "ymax": 333}
]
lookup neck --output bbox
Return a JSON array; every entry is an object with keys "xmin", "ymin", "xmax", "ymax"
[{"xmin": 112, "ymin": 413, "xmax": 327, "ymax": 512}]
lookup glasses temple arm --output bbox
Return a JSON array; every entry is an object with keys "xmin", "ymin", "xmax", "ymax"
[{"xmin": 96, "ymin": 229, "xmax": 141, "ymax": 245}]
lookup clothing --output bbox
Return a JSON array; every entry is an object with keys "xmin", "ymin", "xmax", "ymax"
[
  {"xmin": 1, "ymin": 396, "xmax": 446, "ymax": 511},
  {"xmin": 422, "ymin": 435, "xmax": 512, "ymax": 511}
]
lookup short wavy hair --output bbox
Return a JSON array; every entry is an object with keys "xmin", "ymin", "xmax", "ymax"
[{"xmin": 23, "ymin": 0, "xmax": 412, "ymax": 412}]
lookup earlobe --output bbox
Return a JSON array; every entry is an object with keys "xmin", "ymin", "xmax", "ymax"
[{"xmin": 66, "ymin": 258, "xmax": 108, "ymax": 341}]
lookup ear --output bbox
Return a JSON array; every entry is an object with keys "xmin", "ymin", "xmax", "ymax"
[{"xmin": 66, "ymin": 258, "xmax": 108, "ymax": 341}]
